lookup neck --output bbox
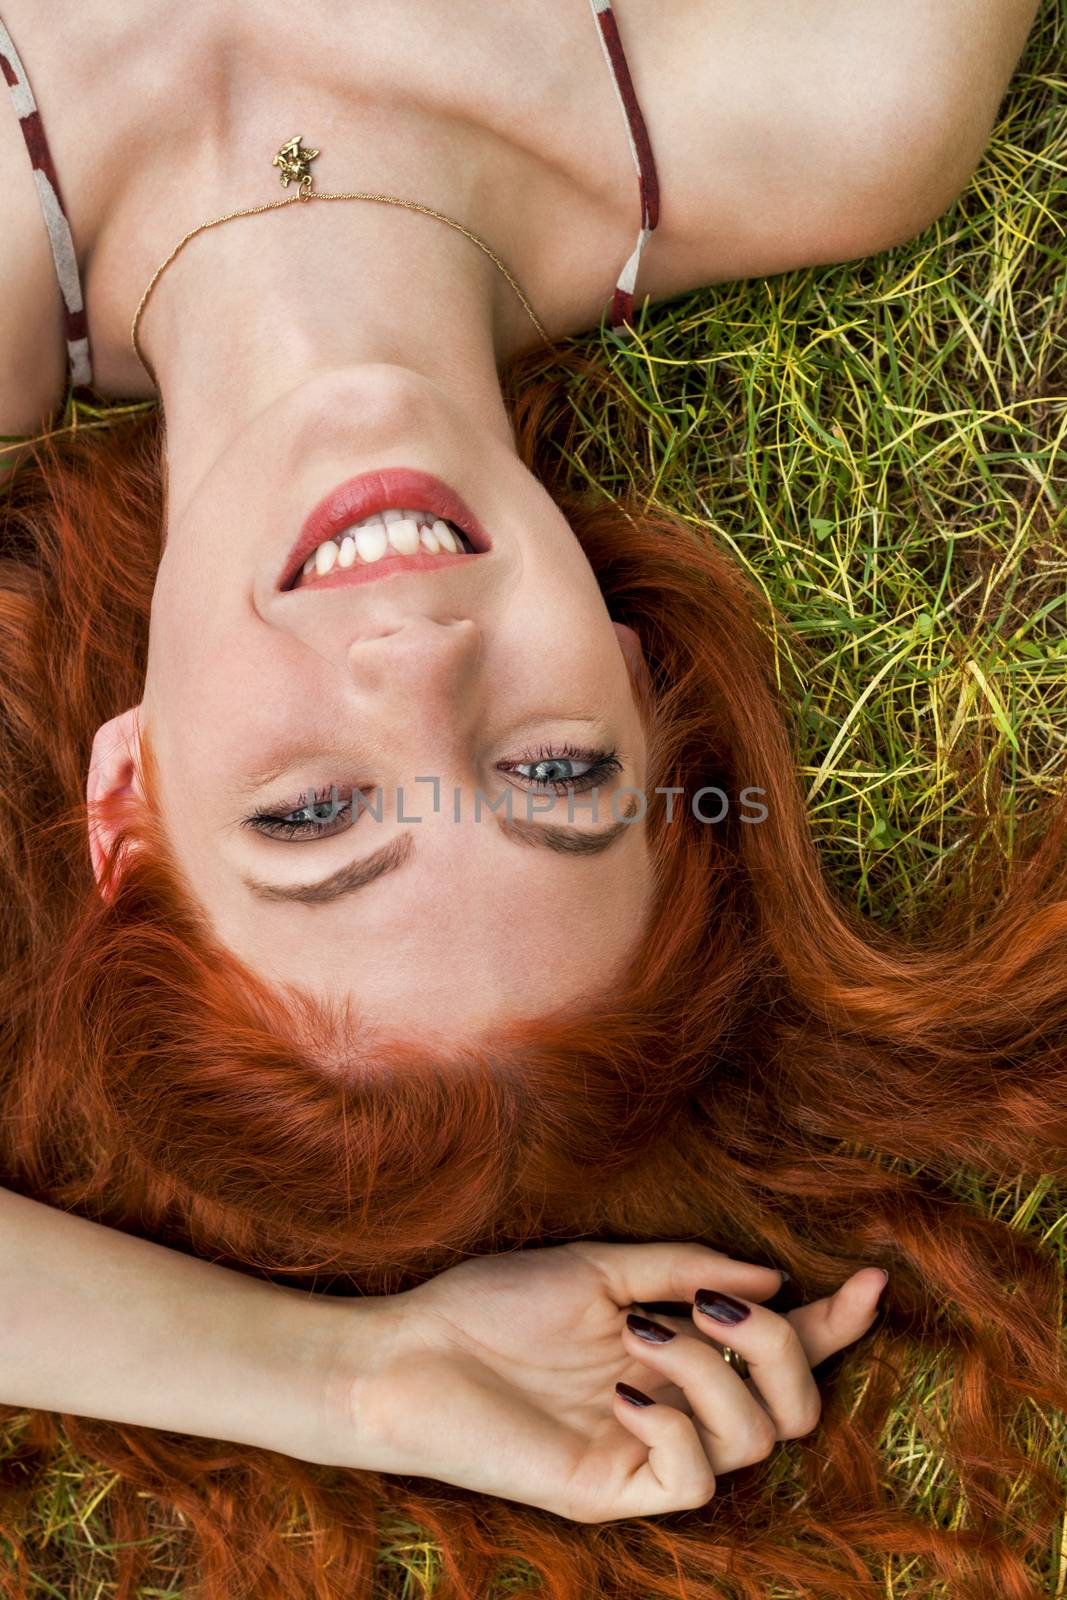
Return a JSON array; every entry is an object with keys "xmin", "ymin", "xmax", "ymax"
[{"xmin": 141, "ymin": 176, "xmax": 529, "ymax": 526}]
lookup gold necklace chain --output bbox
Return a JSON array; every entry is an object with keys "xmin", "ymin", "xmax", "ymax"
[{"xmin": 131, "ymin": 135, "xmax": 554, "ymax": 383}]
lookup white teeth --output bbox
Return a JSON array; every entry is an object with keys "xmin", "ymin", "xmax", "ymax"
[
  {"xmin": 355, "ymin": 524, "xmax": 388, "ymax": 563},
  {"xmin": 295, "ymin": 509, "xmax": 476, "ymax": 585},
  {"xmin": 388, "ymin": 518, "xmax": 422, "ymax": 555},
  {"xmin": 315, "ymin": 540, "xmax": 338, "ymax": 576}
]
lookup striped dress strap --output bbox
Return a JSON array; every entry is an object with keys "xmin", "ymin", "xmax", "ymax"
[
  {"xmin": 586, "ymin": 0, "xmax": 661, "ymax": 332},
  {"xmin": 0, "ymin": 14, "xmax": 93, "ymax": 391}
]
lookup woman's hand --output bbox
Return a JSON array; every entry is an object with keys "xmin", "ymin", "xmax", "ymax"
[{"xmin": 313, "ymin": 1242, "xmax": 888, "ymax": 1522}]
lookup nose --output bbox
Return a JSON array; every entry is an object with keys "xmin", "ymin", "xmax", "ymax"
[{"xmin": 345, "ymin": 614, "xmax": 482, "ymax": 703}]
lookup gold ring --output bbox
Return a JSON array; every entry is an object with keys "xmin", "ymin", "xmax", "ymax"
[{"xmin": 720, "ymin": 1345, "xmax": 750, "ymax": 1381}]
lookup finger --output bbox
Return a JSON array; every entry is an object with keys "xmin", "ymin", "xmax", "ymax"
[
  {"xmin": 635, "ymin": 1270, "xmax": 887, "ymax": 1367},
  {"xmin": 783, "ymin": 1268, "xmax": 889, "ymax": 1370},
  {"xmin": 687, "ymin": 1268, "xmax": 887, "ymax": 1439},
  {"xmin": 609, "ymin": 1383, "xmax": 717, "ymax": 1517},
  {"xmin": 631, "ymin": 1308, "xmax": 710, "ymax": 1345},
  {"xmin": 622, "ymin": 1312, "xmax": 792, "ymax": 1470},
  {"xmin": 564, "ymin": 1240, "xmax": 787, "ymax": 1311}
]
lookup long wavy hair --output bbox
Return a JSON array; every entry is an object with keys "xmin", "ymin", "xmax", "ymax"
[{"xmin": 1, "ymin": 346, "xmax": 1065, "ymax": 1600}]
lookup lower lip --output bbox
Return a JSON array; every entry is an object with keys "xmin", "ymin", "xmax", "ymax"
[
  {"xmin": 295, "ymin": 549, "xmax": 477, "ymax": 590},
  {"xmin": 282, "ymin": 468, "xmax": 491, "ymax": 591}
]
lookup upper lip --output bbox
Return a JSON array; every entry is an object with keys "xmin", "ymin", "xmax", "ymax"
[{"xmin": 279, "ymin": 468, "xmax": 492, "ymax": 591}]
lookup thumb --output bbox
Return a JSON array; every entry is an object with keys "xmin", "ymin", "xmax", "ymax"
[{"xmin": 785, "ymin": 1268, "xmax": 889, "ymax": 1369}]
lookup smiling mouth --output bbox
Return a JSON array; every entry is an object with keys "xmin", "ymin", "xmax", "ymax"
[
  {"xmin": 291, "ymin": 510, "xmax": 478, "ymax": 591},
  {"xmin": 280, "ymin": 468, "xmax": 492, "ymax": 592}
]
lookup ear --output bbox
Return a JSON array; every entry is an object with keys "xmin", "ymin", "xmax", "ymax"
[
  {"xmin": 86, "ymin": 706, "xmax": 146, "ymax": 901},
  {"xmin": 612, "ymin": 621, "xmax": 651, "ymax": 698}
]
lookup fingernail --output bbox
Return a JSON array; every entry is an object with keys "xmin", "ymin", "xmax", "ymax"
[
  {"xmin": 626, "ymin": 1312, "xmax": 676, "ymax": 1345},
  {"xmin": 616, "ymin": 1382, "xmax": 655, "ymax": 1407},
  {"xmin": 877, "ymin": 1269, "xmax": 889, "ymax": 1291},
  {"xmin": 773, "ymin": 1266, "xmax": 793, "ymax": 1283},
  {"xmin": 694, "ymin": 1288, "xmax": 751, "ymax": 1325}
]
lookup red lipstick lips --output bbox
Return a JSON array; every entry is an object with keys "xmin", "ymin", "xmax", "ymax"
[{"xmin": 280, "ymin": 468, "xmax": 491, "ymax": 592}]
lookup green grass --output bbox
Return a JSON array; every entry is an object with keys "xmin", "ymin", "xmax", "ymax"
[
  {"xmin": 2, "ymin": 0, "xmax": 1065, "ymax": 1593},
  {"xmin": 546, "ymin": 20, "xmax": 1066, "ymax": 939}
]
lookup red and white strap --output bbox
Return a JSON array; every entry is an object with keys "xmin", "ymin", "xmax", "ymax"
[
  {"xmin": 586, "ymin": 0, "xmax": 661, "ymax": 330},
  {"xmin": 0, "ymin": 15, "xmax": 93, "ymax": 390}
]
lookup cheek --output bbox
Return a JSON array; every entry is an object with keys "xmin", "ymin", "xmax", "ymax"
[
  {"xmin": 511, "ymin": 587, "xmax": 639, "ymax": 717},
  {"xmin": 144, "ymin": 613, "xmax": 316, "ymax": 794},
  {"xmin": 505, "ymin": 555, "xmax": 618, "ymax": 655},
  {"xmin": 148, "ymin": 565, "xmax": 300, "ymax": 715}
]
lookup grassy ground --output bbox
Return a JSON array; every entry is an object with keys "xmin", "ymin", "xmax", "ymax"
[{"xmin": 1, "ymin": 0, "xmax": 1065, "ymax": 1594}]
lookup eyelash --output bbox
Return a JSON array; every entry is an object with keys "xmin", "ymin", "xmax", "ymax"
[{"xmin": 241, "ymin": 745, "xmax": 623, "ymax": 839}]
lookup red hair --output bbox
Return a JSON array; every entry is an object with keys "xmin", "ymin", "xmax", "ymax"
[{"xmin": 1, "ymin": 353, "xmax": 1065, "ymax": 1599}]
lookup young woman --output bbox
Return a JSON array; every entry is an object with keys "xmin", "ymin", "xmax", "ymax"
[
  {"xmin": 2, "ymin": 2, "xmax": 1064, "ymax": 1597},
  {"xmin": 1, "ymin": 0, "xmax": 1040, "ymax": 1032}
]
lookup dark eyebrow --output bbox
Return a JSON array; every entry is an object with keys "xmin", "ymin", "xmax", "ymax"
[
  {"xmin": 495, "ymin": 791, "xmax": 641, "ymax": 853},
  {"xmin": 239, "ymin": 793, "xmax": 640, "ymax": 903},
  {"xmin": 240, "ymin": 829, "xmax": 415, "ymax": 903}
]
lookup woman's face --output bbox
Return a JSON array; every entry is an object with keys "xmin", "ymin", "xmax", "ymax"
[{"xmin": 93, "ymin": 368, "xmax": 654, "ymax": 1042}]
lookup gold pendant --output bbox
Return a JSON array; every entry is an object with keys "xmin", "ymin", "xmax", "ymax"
[{"xmin": 273, "ymin": 135, "xmax": 320, "ymax": 199}]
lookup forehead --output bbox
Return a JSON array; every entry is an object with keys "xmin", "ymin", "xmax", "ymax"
[{"xmin": 214, "ymin": 810, "xmax": 655, "ymax": 1031}]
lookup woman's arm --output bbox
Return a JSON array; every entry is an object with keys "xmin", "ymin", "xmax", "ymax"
[
  {"xmin": 0, "ymin": 1183, "xmax": 383, "ymax": 1463},
  {"xmin": 0, "ymin": 48, "xmax": 70, "ymax": 478},
  {"xmin": 631, "ymin": 0, "xmax": 1043, "ymax": 305},
  {"xmin": 0, "ymin": 1186, "xmax": 887, "ymax": 1519}
]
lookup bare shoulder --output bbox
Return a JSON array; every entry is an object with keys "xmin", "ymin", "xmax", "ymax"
[
  {"xmin": 0, "ymin": 75, "xmax": 68, "ymax": 449},
  {"xmin": 621, "ymin": 0, "xmax": 1040, "ymax": 303}
]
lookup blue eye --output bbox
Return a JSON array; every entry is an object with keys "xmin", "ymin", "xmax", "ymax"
[
  {"xmin": 498, "ymin": 747, "xmax": 622, "ymax": 793},
  {"xmin": 243, "ymin": 784, "xmax": 353, "ymax": 840},
  {"xmin": 241, "ymin": 747, "xmax": 622, "ymax": 840},
  {"xmin": 515, "ymin": 757, "xmax": 588, "ymax": 784},
  {"xmin": 299, "ymin": 786, "xmax": 347, "ymax": 823}
]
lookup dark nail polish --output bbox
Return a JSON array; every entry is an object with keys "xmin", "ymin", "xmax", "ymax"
[
  {"xmin": 774, "ymin": 1267, "xmax": 793, "ymax": 1283},
  {"xmin": 694, "ymin": 1288, "xmax": 751, "ymax": 1325},
  {"xmin": 616, "ymin": 1382, "xmax": 655, "ymax": 1407},
  {"xmin": 626, "ymin": 1312, "xmax": 676, "ymax": 1345}
]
